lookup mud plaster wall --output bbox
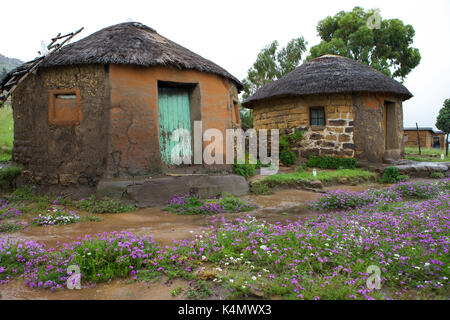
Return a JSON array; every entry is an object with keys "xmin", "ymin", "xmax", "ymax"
[
  {"xmin": 12, "ymin": 65, "xmax": 109, "ymax": 186},
  {"xmin": 107, "ymin": 65, "xmax": 239, "ymax": 177},
  {"xmin": 252, "ymin": 93, "xmax": 404, "ymax": 162},
  {"xmin": 352, "ymin": 93, "xmax": 404, "ymax": 162}
]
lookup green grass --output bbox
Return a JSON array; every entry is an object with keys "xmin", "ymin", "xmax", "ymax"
[
  {"xmin": 258, "ymin": 169, "xmax": 376, "ymax": 189},
  {"xmin": 404, "ymin": 147, "xmax": 449, "ymax": 162},
  {"xmin": 0, "ymin": 105, "xmax": 13, "ymax": 162}
]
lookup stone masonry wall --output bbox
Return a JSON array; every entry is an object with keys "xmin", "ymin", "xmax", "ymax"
[
  {"xmin": 252, "ymin": 93, "xmax": 405, "ymax": 162},
  {"xmin": 252, "ymin": 94, "xmax": 356, "ymax": 159}
]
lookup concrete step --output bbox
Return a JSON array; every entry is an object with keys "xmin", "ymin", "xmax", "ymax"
[{"xmin": 97, "ymin": 174, "xmax": 249, "ymax": 208}]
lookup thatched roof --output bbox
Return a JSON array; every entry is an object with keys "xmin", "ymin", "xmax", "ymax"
[
  {"xmin": 20, "ymin": 22, "xmax": 242, "ymax": 90},
  {"xmin": 243, "ymin": 55, "xmax": 412, "ymax": 107}
]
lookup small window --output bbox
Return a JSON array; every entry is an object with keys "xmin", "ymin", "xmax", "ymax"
[
  {"xmin": 310, "ymin": 107, "xmax": 325, "ymax": 126},
  {"xmin": 49, "ymin": 89, "xmax": 81, "ymax": 126}
]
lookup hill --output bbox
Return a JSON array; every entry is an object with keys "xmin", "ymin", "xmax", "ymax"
[{"xmin": 0, "ymin": 53, "xmax": 24, "ymax": 79}]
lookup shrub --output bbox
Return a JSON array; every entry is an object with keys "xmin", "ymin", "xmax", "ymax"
[
  {"xmin": 296, "ymin": 165, "xmax": 305, "ymax": 173},
  {"xmin": 76, "ymin": 196, "xmax": 136, "ymax": 214},
  {"xmin": 250, "ymin": 181, "xmax": 270, "ymax": 195},
  {"xmin": 430, "ymin": 171, "xmax": 445, "ymax": 179},
  {"xmin": 306, "ymin": 156, "xmax": 357, "ymax": 169},
  {"xmin": 280, "ymin": 149, "xmax": 296, "ymax": 165},
  {"xmin": 233, "ymin": 161, "xmax": 256, "ymax": 179},
  {"xmin": 0, "ymin": 166, "xmax": 23, "ymax": 191},
  {"xmin": 164, "ymin": 192, "xmax": 257, "ymax": 215},
  {"xmin": 380, "ymin": 167, "xmax": 405, "ymax": 184},
  {"xmin": 0, "ymin": 221, "xmax": 27, "ymax": 233},
  {"xmin": 278, "ymin": 130, "xmax": 305, "ymax": 165}
]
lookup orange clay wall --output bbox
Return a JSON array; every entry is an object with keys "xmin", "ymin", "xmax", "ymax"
[{"xmin": 106, "ymin": 64, "xmax": 238, "ymax": 177}]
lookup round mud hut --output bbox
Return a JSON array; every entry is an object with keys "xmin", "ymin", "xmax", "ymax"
[
  {"xmin": 9, "ymin": 22, "xmax": 245, "ymax": 196},
  {"xmin": 242, "ymin": 55, "xmax": 413, "ymax": 163}
]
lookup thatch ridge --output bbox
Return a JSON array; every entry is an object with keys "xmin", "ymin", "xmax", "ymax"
[
  {"xmin": 38, "ymin": 22, "xmax": 242, "ymax": 90},
  {"xmin": 242, "ymin": 55, "xmax": 412, "ymax": 107}
]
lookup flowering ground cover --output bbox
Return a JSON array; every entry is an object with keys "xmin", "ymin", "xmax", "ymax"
[
  {"xmin": 0, "ymin": 198, "xmax": 27, "ymax": 233},
  {"xmin": 32, "ymin": 206, "xmax": 80, "ymax": 226},
  {"xmin": 164, "ymin": 192, "xmax": 258, "ymax": 215},
  {"xmin": 0, "ymin": 180, "xmax": 448, "ymax": 299},
  {"xmin": 308, "ymin": 179, "xmax": 449, "ymax": 211}
]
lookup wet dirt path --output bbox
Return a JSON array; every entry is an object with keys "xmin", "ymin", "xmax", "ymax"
[{"xmin": 1, "ymin": 184, "xmax": 377, "ymax": 300}]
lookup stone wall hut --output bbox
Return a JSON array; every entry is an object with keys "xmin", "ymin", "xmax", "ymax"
[
  {"xmin": 8, "ymin": 22, "xmax": 243, "ymax": 191},
  {"xmin": 242, "ymin": 55, "xmax": 413, "ymax": 163}
]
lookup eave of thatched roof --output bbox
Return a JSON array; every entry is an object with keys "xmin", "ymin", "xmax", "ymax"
[
  {"xmin": 242, "ymin": 55, "xmax": 413, "ymax": 107},
  {"xmin": 38, "ymin": 22, "xmax": 242, "ymax": 90}
]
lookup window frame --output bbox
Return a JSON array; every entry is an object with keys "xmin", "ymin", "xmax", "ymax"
[
  {"xmin": 48, "ymin": 89, "xmax": 82, "ymax": 126},
  {"xmin": 309, "ymin": 106, "xmax": 326, "ymax": 127}
]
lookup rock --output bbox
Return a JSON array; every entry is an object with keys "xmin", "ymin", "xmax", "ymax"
[
  {"xmin": 112, "ymin": 174, "xmax": 249, "ymax": 207},
  {"xmin": 389, "ymin": 161, "xmax": 450, "ymax": 178},
  {"xmin": 297, "ymin": 179, "xmax": 323, "ymax": 189},
  {"xmin": 249, "ymin": 287, "xmax": 265, "ymax": 298}
]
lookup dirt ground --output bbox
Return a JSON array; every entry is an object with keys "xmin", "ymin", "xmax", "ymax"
[{"xmin": 0, "ymin": 184, "xmax": 379, "ymax": 300}]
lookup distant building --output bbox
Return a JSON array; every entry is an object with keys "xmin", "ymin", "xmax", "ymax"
[{"xmin": 403, "ymin": 127, "xmax": 446, "ymax": 149}]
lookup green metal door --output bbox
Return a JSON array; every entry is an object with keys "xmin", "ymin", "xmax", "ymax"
[{"xmin": 158, "ymin": 87, "xmax": 192, "ymax": 164}]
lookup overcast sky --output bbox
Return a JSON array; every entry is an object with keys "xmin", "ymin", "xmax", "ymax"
[{"xmin": 2, "ymin": 0, "xmax": 449, "ymax": 129}]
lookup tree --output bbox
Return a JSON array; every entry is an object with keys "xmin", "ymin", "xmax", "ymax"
[
  {"xmin": 308, "ymin": 7, "xmax": 421, "ymax": 81},
  {"xmin": 436, "ymin": 99, "xmax": 450, "ymax": 156},
  {"xmin": 242, "ymin": 37, "xmax": 307, "ymax": 100}
]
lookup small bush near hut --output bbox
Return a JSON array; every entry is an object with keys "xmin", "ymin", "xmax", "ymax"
[
  {"xmin": 76, "ymin": 196, "xmax": 136, "ymax": 214},
  {"xmin": 164, "ymin": 192, "xmax": 257, "ymax": 215},
  {"xmin": 429, "ymin": 171, "xmax": 445, "ymax": 179},
  {"xmin": 0, "ymin": 166, "xmax": 23, "ymax": 191},
  {"xmin": 279, "ymin": 130, "xmax": 304, "ymax": 165},
  {"xmin": 306, "ymin": 155, "xmax": 358, "ymax": 169},
  {"xmin": 380, "ymin": 167, "xmax": 409, "ymax": 184}
]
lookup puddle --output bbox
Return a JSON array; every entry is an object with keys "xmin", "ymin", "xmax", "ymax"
[{"xmin": 1, "ymin": 184, "xmax": 377, "ymax": 299}]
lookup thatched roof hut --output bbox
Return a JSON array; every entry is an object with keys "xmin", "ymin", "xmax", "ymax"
[
  {"xmin": 243, "ymin": 55, "xmax": 411, "ymax": 107},
  {"xmin": 10, "ymin": 22, "xmax": 243, "ymax": 195},
  {"xmin": 40, "ymin": 22, "xmax": 243, "ymax": 89},
  {"xmin": 244, "ymin": 55, "xmax": 413, "ymax": 163}
]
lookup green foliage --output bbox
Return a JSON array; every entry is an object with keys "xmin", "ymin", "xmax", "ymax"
[
  {"xmin": 233, "ymin": 161, "xmax": 256, "ymax": 179},
  {"xmin": 279, "ymin": 130, "xmax": 305, "ymax": 165},
  {"xmin": 76, "ymin": 196, "xmax": 136, "ymax": 214},
  {"xmin": 240, "ymin": 107, "xmax": 253, "ymax": 130},
  {"xmin": 170, "ymin": 286, "xmax": 183, "ymax": 297},
  {"xmin": 0, "ymin": 106, "xmax": 13, "ymax": 162},
  {"xmin": 249, "ymin": 181, "xmax": 271, "ymax": 195},
  {"xmin": 296, "ymin": 164, "xmax": 305, "ymax": 173},
  {"xmin": 308, "ymin": 7, "xmax": 421, "ymax": 81},
  {"xmin": 436, "ymin": 98, "xmax": 450, "ymax": 156},
  {"xmin": 380, "ymin": 167, "xmax": 408, "ymax": 184},
  {"xmin": 280, "ymin": 149, "xmax": 296, "ymax": 165},
  {"xmin": 0, "ymin": 166, "xmax": 23, "ymax": 191},
  {"xmin": 306, "ymin": 155, "xmax": 358, "ymax": 169},
  {"xmin": 164, "ymin": 193, "xmax": 257, "ymax": 215},
  {"xmin": 242, "ymin": 38, "xmax": 307, "ymax": 99},
  {"xmin": 436, "ymin": 99, "xmax": 450, "ymax": 134},
  {"xmin": 429, "ymin": 172, "xmax": 445, "ymax": 179},
  {"xmin": 260, "ymin": 169, "xmax": 375, "ymax": 188}
]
